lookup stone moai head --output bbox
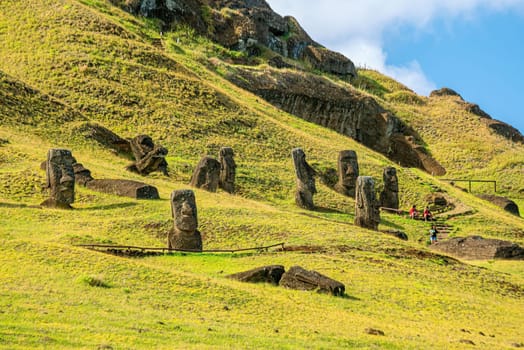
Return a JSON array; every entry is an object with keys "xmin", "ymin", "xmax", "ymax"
[
  {"xmin": 383, "ymin": 166, "xmax": 398, "ymax": 192},
  {"xmin": 335, "ymin": 150, "xmax": 359, "ymax": 197},
  {"xmin": 190, "ymin": 156, "xmax": 221, "ymax": 192},
  {"xmin": 355, "ymin": 176, "xmax": 380, "ymax": 230},
  {"xmin": 218, "ymin": 147, "xmax": 236, "ymax": 194},
  {"xmin": 44, "ymin": 149, "xmax": 75, "ymax": 207},
  {"xmin": 169, "ymin": 190, "xmax": 202, "ymax": 251},
  {"xmin": 292, "ymin": 148, "xmax": 316, "ymax": 210},
  {"xmin": 130, "ymin": 134, "xmax": 155, "ymax": 160}
]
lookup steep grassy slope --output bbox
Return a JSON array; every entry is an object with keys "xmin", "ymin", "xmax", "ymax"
[{"xmin": 0, "ymin": 0, "xmax": 523, "ymax": 349}]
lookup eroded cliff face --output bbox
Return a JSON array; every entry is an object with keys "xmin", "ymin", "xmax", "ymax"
[{"xmin": 223, "ymin": 65, "xmax": 445, "ymax": 175}]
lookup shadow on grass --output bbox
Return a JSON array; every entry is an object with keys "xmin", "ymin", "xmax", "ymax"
[
  {"xmin": 379, "ymin": 218, "xmax": 405, "ymax": 230},
  {"xmin": 0, "ymin": 202, "xmax": 41, "ymax": 209},
  {"xmin": 78, "ymin": 202, "xmax": 138, "ymax": 211}
]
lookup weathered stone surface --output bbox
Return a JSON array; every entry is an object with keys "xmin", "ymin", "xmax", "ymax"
[
  {"xmin": 73, "ymin": 162, "xmax": 94, "ymax": 186},
  {"xmin": 425, "ymin": 193, "xmax": 448, "ymax": 207},
  {"xmin": 218, "ymin": 147, "xmax": 236, "ymax": 194},
  {"xmin": 228, "ymin": 265, "xmax": 285, "ymax": 285},
  {"xmin": 334, "ymin": 150, "xmax": 359, "ymax": 197},
  {"xmin": 227, "ymin": 66, "xmax": 446, "ymax": 175},
  {"xmin": 190, "ymin": 156, "xmax": 220, "ymax": 192},
  {"xmin": 303, "ymin": 46, "xmax": 356, "ymax": 79},
  {"xmin": 41, "ymin": 149, "xmax": 75, "ymax": 209},
  {"xmin": 355, "ymin": 176, "xmax": 380, "ymax": 230},
  {"xmin": 169, "ymin": 190, "xmax": 202, "ymax": 251},
  {"xmin": 127, "ymin": 135, "xmax": 168, "ymax": 176},
  {"xmin": 379, "ymin": 166, "xmax": 399, "ymax": 209},
  {"xmin": 292, "ymin": 148, "xmax": 316, "ymax": 210},
  {"xmin": 279, "ymin": 266, "xmax": 345, "ymax": 296},
  {"xmin": 86, "ymin": 179, "xmax": 160, "ymax": 199},
  {"xmin": 431, "ymin": 236, "xmax": 524, "ymax": 260},
  {"xmin": 477, "ymin": 195, "xmax": 520, "ymax": 216}
]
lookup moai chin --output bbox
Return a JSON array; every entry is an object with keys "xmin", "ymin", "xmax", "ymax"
[
  {"xmin": 354, "ymin": 176, "xmax": 380, "ymax": 230},
  {"xmin": 334, "ymin": 150, "xmax": 359, "ymax": 197},
  {"xmin": 190, "ymin": 156, "xmax": 220, "ymax": 192},
  {"xmin": 41, "ymin": 149, "xmax": 75, "ymax": 209},
  {"xmin": 380, "ymin": 166, "xmax": 399, "ymax": 209},
  {"xmin": 169, "ymin": 190, "xmax": 202, "ymax": 251},
  {"xmin": 292, "ymin": 148, "xmax": 316, "ymax": 210},
  {"xmin": 218, "ymin": 147, "xmax": 236, "ymax": 194}
]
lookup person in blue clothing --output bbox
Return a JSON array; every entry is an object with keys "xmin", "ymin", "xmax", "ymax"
[{"xmin": 429, "ymin": 225, "xmax": 438, "ymax": 244}]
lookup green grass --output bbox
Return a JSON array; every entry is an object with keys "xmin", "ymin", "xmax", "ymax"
[{"xmin": 0, "ymin": 1, "xmax": 523, "ymax": 349}]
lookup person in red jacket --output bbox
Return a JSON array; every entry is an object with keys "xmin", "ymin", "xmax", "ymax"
[
  {"xmin": 409, "ymin": 205, "xmax": 418, "ymax": 219},
  {"xmin": 423, "ymin": 206, "xmax": 433, "ymax": 221}
]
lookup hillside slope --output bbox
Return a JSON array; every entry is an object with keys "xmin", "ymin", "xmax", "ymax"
[{"xmin": 0, "ymin": 0, "xmax": 523, "ymax": 349}]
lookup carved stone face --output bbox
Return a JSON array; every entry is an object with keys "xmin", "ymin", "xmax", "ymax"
[
  {"xmin": 219, "ymin": 147, "xmax": 236, "ymax": 193},
  {"xmin": 338, "ymin": 150, "xmax": 359, "ymax": 186},
  {"xmin": 171, "ymin": 190, "xmax": 197, "ymax": 232},
  {"xmin": 292, "ymin": 148, "xmax": 316, "ymax": 191},
  {"xmin": 383, "ymin": 166, "xmax": 398, "ymax": 192},
  {"xmin": 47, "ymin": 149, "xmax": 75, "ymax": 204}
]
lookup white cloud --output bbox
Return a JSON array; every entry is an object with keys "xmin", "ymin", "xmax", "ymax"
[{"xmin": 266, "ymin": 0, "xmax": 524, "ymax": 95}]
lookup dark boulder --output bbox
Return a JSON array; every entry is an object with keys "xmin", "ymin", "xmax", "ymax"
[
  {"xmin": 429, "ymin": 88, "xmax": 463, "ymax": 99},
  {"xmin": 190, "ymin": 156, "xmax": 220, "ymax": 192},
  {"xmin": 279, "ymin": 266, "xmax": 345, "ymax": 296}
]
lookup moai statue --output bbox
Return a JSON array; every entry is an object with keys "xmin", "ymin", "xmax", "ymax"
[
  {"xmin": 292, "ymin": 148, "xmax": 316, "ymax": 210},
  {"xmin": 379, "ymin": 166, "xmax": 399, "ymax": 209},
  {"xmin": 354, "ymin": 176, "xmax": 380, "ymax": 230},
  {"xmin": 334, "ymin": 150, "xmax": 359, "ymax": 197},
  {"xmin": 168, "ymin": 190, "xmax": 202, "ymax": 251},
  {"xmin": 190, "ymin": 156, "xmax": 220, "ymax": 192},
  {"xmin": 41, "ymin": 149, "xmax": 75, "ymax": 209},
  {"xmin": 72, "ymin": 159, "xmax": 94, "ymax": 186},
  {"xmin": 127, "ymin": 135, "xmax": 168, "ymax": 176},
  {"xmin": 218, "ymin": 147, "xmax": 236, "ymax": 194}
]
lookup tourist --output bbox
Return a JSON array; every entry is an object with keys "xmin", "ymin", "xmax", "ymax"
[
  {"xmin": 423, "ymin": 206, "xmax": 433, "ymax": 221},
  {"xmin": 409, "ymin": 205, "xmax": 418, "ymax": 219},
  {"xmin": 429, "ymin": 225, "xmax": 438, "ymax": 244}
]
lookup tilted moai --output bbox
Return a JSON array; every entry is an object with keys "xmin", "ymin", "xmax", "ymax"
[
  {"xmin": 41, "ymin": 149, "xmax": 75, "ymax": 209},
  {"xmin": 379, "ymin": 166, "xmax": 399, "ymax": 209},
  {"xmin": 354, "ymin": 176, "xmax": 381, "ymax": 230},
  {"xmin": 292, "ymin": 148, "xmax": 317, "ymax": 210},
  {"xmin": 334, "ymin": 150, "xmax": 359, "ymax": 197},
  {"xmin": 218, "ymin": 147, "xmax": 236, "ymax": 194},
  {"xmin": 190, "ymin": 156, "xmax": 220, "ymax": 192},
  {"xmin": 127, "ymin": 135, "xmax": 168, "ymax": 176},
  {"xmin": 168, "ymin": 190, "xmax": 202, "ymax": 251}
]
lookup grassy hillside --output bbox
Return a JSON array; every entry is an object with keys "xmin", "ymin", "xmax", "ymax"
[{"xmin": 0, "ymin": 0, "xmax": 523, "ymax": 349}]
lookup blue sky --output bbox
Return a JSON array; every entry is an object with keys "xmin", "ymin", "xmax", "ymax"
[{"xmin": 266, "ymin": 0, "xmax": 524, "ymax": 133}]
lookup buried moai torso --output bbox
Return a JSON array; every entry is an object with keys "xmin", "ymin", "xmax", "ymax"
[
  {"xmin": 292, "ymin": 148, "xmax": 317, "ymax": 210},
  {"xmin": 355, "ymin": 176, "xmax": 381, "ymax": 230},
  {"xmin": 334, "ymin": 150, "xmax": 359, "ymax": 197},
  {"xmin": 218, "ymin": 147, "xmax": 236, "ymax": 194},
  {"xmin": 42, "ymin": 149, "xmax": 75, "ymax": 208},
  {"xmin": 127, "ymin": 135, "xmax": 168, "ymax": 175},
  {"xmin": 380, "ymin": 166, "xmax": 399, "ymax": 209},
  {"xmin": 168, "ymin": 190, "xmax": 202, "ymax": 251},
  {"xmin": 190, "ymin": 156, "xmax": 221, "ymax": 192}
]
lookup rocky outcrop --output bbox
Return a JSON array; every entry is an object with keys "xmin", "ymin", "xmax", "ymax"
[
  {"xmin": 431, "ymin": 236, "xmax": 524, "ymax": 260},
  {"xmin": 113, "ymin": 0, "xmax": 356, "ymax": 79},
  {"xmin": 225, "ymin": 65, "xmax": 445, "ymax": 174},
  {"xmin": 429, "ymin": 88, "xmax": 462, "ymax": 99},
  {"xmin": 228, "ymin": 265, "xmax": 285, "ymax": 285},
  {"xmin": 477, "ymin": 195, "xmax": 520, "ymax": 216}
]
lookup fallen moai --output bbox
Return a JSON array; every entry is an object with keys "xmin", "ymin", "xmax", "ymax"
[
  {"xmin": 379, "ymin": 166, "xmax": 399, "ymax": 209},
  {"xmin": 292, "ymin": 148, "xmax": 316, "ymax": 210},
  {"xmin": 227, "ymin": 265, "xmax": 285, "ymax": 285},
  {"xmin": 218, "ymin": 147, "xmax": 236, "ymax": 194},
  {"xmin": 280, "ymin": 266, "xmax": 345, "ymax": 296},
  {"xmin": 228, "ymin": 265, "xmax": 345, "ymax": 297},
  {"xmin": 41, "ymin": 149, "xmax": 75, "ymax": 209},
  {"xmin": 86, "ymin": 179, "xmax": 159, "ymax": 200},
  {"xmin": 334, "ymin": 150, "xmax": 359, "ymax": 197},
  {"xmin": 190, "ymin": 156, "xmax": 220, "ymax": 192},
  {"xmin": 168, "ymin": 189, "xmax": 202, "ymax": 252},
  {"xmin": 477, "ymin": 194, "xmax": 520, "ymax": 216},
  {"xmin": 355, "ymin": 176, "xmax": 380, "ymax": 230},
  {"xmin": 431, "ymin": 236, "xmax": 524, "ymax": 260},
  {"xmin": 126, "ymin": 134, "xmax": 168, "ymax": 176}
]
